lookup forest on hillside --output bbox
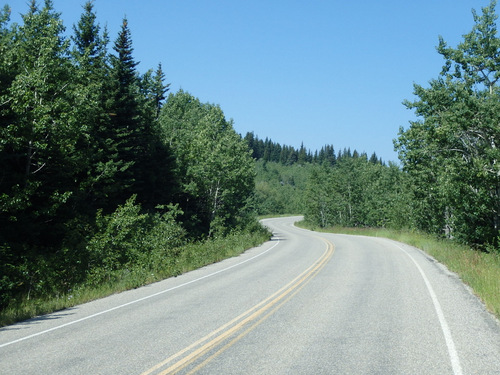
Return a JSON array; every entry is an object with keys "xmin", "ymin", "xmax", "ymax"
[{"xmin": 1, "ymin": 0, "xmax": 499, "ymax": 316}]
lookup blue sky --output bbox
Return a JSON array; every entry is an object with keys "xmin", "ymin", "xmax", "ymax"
[{"xmin": 7, "ymin": 0, "xmax": 492, "ymax": 162}]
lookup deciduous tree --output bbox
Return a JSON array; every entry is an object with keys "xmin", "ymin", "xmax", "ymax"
[
  {"xmin": 160, "ymin": 91, "xmax": 255, "ymax": 236},
  {"xmin": 396, "ymin": 0, "xmax": 500, "ymax": 245}
]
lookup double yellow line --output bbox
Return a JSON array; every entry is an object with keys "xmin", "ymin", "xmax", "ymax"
[{"xmin": 141, "ymin": 236, "xmax": 335, "ymax": 375}]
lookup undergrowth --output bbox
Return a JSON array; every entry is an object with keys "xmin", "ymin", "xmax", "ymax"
[{"xmin": 0, "ymin": 225, "xmax": 270, "ymax": 327}]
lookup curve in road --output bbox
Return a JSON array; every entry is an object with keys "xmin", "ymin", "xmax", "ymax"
[{"xmin": 1, "ymin": 216, "xmax": 499, "ymax": 374}]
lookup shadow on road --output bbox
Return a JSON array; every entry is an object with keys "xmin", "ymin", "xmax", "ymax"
[{"xmin": 0, "ymin": 308, "xmax": 76, "ymax": 331}]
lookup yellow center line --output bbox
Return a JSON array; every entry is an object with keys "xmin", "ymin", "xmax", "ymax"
[
  {"xmin": 187, "ymin": 239, "xmax": 334, "ymax": 374},
  {"xmin": 141, "ymin": 236, "xmax": 334, "ymax": 375}
]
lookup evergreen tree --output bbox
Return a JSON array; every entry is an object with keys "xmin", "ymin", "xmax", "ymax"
[
  {"xmin": 244, "ymin": 132, "xmax": 257, "ymax": 159},
  {"xmin": 106, "ymin": 17, "xmax": 143, "ymax": 207},
  {"xmin": 70, "ymin": 0, "xmax": 122, "ymax": 215},
  {"xmin": 271, "ymin": 142, "xmax": 281, "ymax": 162},
  {"xmin": 72, "ymin": 1, "xmax": 107, "ymax": 59},
  {"xmin": 108, "ymin": 18, "xmax": 176, "ymax": 210},
  {"xmin": 369, "ymin": 152, "xmax": 379, "ymax": 164},
  {"xmin": 136, "ymin": 65, "xmax": 176, "ymax": 209},
  {"xmin": 286, "ymin": 148, "xmax": 298, "ymax": 165},
  {"xmin": 298, "ymin": 142, "xmax": 307, "ymax": 164},
  {"xmin": 153, "ymin": 63, "xmax": 169, "ymax": 118}
]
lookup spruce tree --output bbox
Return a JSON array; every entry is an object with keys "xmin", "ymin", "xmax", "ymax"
[
  {"xmin": 153, "ymin": 63, "xmax": 170, "ymax": 119},
  {"xmin": 109, "ymin": 18, "xmax": 176, "ymax": 210},
  {"xmin": 71, "ymin": 1, "xmax": 123, "ymax": 215},
  {"xmin": 107, "ymin": 17, "xmax": 141, "ymax": 207}
]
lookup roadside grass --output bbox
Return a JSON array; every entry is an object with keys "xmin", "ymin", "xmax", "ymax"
[
  {"xmin": 296, "ymin": 221, "xmax": 500, "ymax": 320},
  {"xmin": 0, "ymin": 229, "xmax": 271, "ymax": 328}
]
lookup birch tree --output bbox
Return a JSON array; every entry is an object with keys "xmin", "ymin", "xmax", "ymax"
[{"xmin": 160, "ymin": 91, "xmax": 254, "ymax": 236}]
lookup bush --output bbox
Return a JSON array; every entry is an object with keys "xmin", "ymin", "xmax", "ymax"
[{"xmin": 86, "ymin": 196, "xmax": 185, "ymax": 286}]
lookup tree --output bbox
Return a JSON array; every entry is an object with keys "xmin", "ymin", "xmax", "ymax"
[
  {"xmin": 107, "ymin": 17, "xmax": 176, "ymax": 210},
  {"xmin": 70, "ymin": 0, "xmax": 122, "ymax": 215},
  {"xmin": 396, "ymin": 0, "xmax": 500, "ymax": 246},
  {"xmin": 152, "ymin": 63, "xmax": 170, "ymax": 118},
  {"xmin": 305, "ymin": 165, "xmax": 335, "ymax": 227},
  {"xmin": 0, "ymin": 5, "xmax": 14, "ymax": 96},
  {"xmin": 0, "ymin": 0, "xmax": 94, "ymax": 303},
  {"xmin": 107, "ymin": 17, "xmax": 139, "ymax": 201},
  {"xmin": 298, "ymin": 142, "xmax": 307, "ymax": 164},
  {"xmin": 72, "ymin": 1, "xmax": 107, "ymax": 60},
  {"xmin": 112, "ymin": 19, "xmax": 176, "ymax": 210},
  {"xmin": 160, "ymin": 91, "xmax": 255, "ymax": 236},
  {"xmin": 135, "ymin": 65, "xmax": 176, "ymax": 210},
  {"xmin": 0, "ymin": 0, "xmax": 81, "ymax": 244},
  {"xmin": 304, "ymin": 152, "xmax": 409, "ymax": 229}
]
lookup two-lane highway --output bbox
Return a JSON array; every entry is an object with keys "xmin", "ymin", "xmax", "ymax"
[{"xmin": 1, "ymin": 216, "xmax": 499, "ymax": 374}]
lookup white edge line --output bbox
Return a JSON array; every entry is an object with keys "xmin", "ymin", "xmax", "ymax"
[
  {"xmin": 0, "ymin": 237, "xmax": 281, "ymax": 349},
  {"xmin": 394, "ymin": 242, "xmax": 463, "ymax": 375}
]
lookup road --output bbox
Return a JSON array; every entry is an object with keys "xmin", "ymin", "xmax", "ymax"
[{"xmin": 1, "ymin": 216, "xmax": 499, "ymax": 374}]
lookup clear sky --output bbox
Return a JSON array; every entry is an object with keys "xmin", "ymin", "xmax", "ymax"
[{"xmin": 7, "ymin": 0, "xmax": 492, "ymax": 162}]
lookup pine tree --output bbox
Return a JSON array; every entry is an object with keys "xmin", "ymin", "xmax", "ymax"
[
  {"xmin": 72, "ymin": 1, "xmax": 107, "ymax": 59},
  {"xmin": 136, "ymin": 64, "xmax": 176, "ymax": 209},
  {"xmin": 298, "ymin": 142, "xmax": 307, "ymax": 164}
]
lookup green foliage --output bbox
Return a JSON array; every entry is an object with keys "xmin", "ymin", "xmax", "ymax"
[
  {"xmin": 160, "ymin": 90, "xmax": 255, "ymax": 237},
  {"xmin": 252, "ymin": 160, "xmax": 310, "ymax": 215},
  {"xmin": 0, "ymin": 2, "xmax": 259, "ymax": 318},
  {"xmin": 86, "ymin": 196, "xmax": 185, "ymax": 286},
  {"xmin": 1, "ymin": 1, "xmax": 76, "ymax": 241},
  {"xmin": 396, "ymin": 0, "xmax": 500, "ymax": 246},
  {"xmin": 304, "ymin": 165, "xmax": 335, "ymax": 227},
  {"xmin": 245, "ymin": 132, "xmax": 384, "ymax": 167},
  {"xmin": 304, "ymin": 155, "xmax": 411, "ymax": 229},
  {"xmin": 0, "ymin": 223, "xmax": 270, "ymax": 327}
]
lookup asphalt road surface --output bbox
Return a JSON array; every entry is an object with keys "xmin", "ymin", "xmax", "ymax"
[{"xmin": 1, "ymin": 216, "xmax": 499, "ymax": 374}]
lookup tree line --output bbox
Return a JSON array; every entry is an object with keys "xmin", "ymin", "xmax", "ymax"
[
  {"xmin": 244, "ymin": 132, "xmax": 384, "ymax": 166},
  {"xmin": 246, "ymin": 135, "xmax": 393, "ymax": 222},
  {"xmin": 251, "ymin": 150, "xmax": 407, "ymax": 229},
  {"xmin": 0, "ymin": 1, "xmax": 255, "ymax": 308}
]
